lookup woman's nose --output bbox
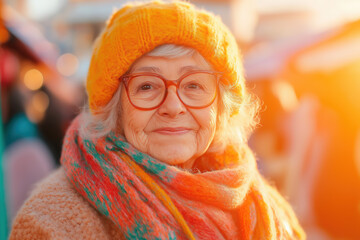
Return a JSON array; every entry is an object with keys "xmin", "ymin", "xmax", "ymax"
[{"xmin": 157, "ymin": 86, "xmax": 186, "ymax": 117}]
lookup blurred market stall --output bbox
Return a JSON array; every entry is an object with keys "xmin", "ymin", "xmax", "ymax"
[
  {"xmin": 1, "ymin": 0, "xmax": 83, "ymax": 229},
  {"xmin": 245, "ymin": 2, "xmax": 360, "ymax": 239}
]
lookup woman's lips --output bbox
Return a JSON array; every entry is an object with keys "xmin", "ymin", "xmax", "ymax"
[{"xmin": 153, "ymin": 127, "xmax": 191, "ymax": 135}]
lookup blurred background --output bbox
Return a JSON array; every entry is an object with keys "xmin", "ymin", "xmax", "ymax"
[{"xmin": 1, "ymin": 0, "xmax": 360, "ymax": 239}]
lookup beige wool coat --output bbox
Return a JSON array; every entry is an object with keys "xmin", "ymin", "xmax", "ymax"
[{"xmin": 9, "ymin": 168, "xmax": 125, "ymax": 240}]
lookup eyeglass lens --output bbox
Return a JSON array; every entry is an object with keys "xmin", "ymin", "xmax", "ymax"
[{"xmin": 127, "ymin": 72, "xmax": 217, "ymax": 109}]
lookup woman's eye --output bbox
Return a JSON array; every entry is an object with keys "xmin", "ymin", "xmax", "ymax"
[
  {"xmin": 188, "ymin": 84, "xmax": 198, "ymax": 88},
  {"xmin": 140, "ymin": 84, "xmax": 152, "ymax": 90},
  {"xmin": 186, "ymin": 83, "xmax": 203, "ymax": 90}
]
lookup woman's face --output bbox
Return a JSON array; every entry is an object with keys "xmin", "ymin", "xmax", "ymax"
[{"xmin": 120, "ymin": 54, "xmax": 218, "ymax": 169}]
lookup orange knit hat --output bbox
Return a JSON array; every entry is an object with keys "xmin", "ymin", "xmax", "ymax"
[{"xmin": 87, "ymin": 0, "xmax": 245, "ymax": 112}]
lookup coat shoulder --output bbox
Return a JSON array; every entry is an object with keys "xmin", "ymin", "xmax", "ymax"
[{"xmin": 9, "ymin": 167, "xmax": 122, "ymax": 240}]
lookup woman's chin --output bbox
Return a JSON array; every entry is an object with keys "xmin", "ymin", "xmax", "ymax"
[{"xmin": 149, "ymin": 146, "xmax": 195, "ymax": 167}]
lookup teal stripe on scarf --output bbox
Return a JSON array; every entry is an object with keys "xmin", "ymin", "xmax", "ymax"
[{"xmin": 107, "ymin": 132, "xmax": 174, "ymax": 182}]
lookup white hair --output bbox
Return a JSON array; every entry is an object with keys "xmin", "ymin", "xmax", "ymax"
[{"xmin": 80, "ymin": 44, "xmax": 259, "ymax": 153}]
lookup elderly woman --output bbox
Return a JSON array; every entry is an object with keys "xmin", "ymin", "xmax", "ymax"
[{"xmin": 10, "ymin": 1, "xmax": 305, "ymax": 239}]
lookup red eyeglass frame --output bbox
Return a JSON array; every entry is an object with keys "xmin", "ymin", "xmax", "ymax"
[{"xmin": 120, "ymin": 70, "xmax": 222, "ymax": 110}]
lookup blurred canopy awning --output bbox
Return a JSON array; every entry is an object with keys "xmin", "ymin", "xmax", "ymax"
[
  {"xmin": 1, "ymin": 5, "xmax": 58, "ymax": 67},
  {"xmin": 243, "ymin": 29, "xmax": 337, "ymax": 81},
  {"xmin": 280, "ymin": 19, "xmax": 360, "ymax": 128},
  {"xmin": 1, "ymin": 5, "xmax": 80, "ymax": 106}
]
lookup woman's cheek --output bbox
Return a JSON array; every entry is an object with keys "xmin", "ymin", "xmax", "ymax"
[
  {"xmin": 124, "ymin": 118, "xmax": 148, "ymax": 149},
  {"xmin": 196, "ymin": 107, "xmax": 218, "ymax": 151},
  {"xmin": 121, "ymin": 98, "xmax": 150, "ymax": 151}
]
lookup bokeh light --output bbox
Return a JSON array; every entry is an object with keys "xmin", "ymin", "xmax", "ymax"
[
  {"xmin": 56, "ymin": 53, "xmax": 79, "ymax": 77},
  {"xmin": 26, "ymin": 0, "xmax": 66, "ymax": 21},
  {"xmin": 0, "ymin": 25, "xmax": 10, "ymax": 43},
  {"xmin": 23, "ymin": 69, "xmax": 44, "ymax": 91},
  {"xmin": 25, "ymin": 91, "xmax": 49, "ymax": 123},
  {"xmin": 271, "ymin": 80, "xmax": 298, "ymax": 112},
  {"xmin": 32, "ymin": 91, "xmax": 50, "ymax": 113}
]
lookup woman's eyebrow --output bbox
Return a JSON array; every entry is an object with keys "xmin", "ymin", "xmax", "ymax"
[
  {"xmin": 179, "ymin": 65, "xmax": 205, "ymax": 74},
  {"xmin": 132, "ymin": 66, "xmax": 161, "ymax": 73}
]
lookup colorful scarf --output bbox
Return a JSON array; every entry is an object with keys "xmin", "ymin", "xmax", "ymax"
[{"xmin": 61, "ymin": 116, "xmax": 305, "ymax": 240}]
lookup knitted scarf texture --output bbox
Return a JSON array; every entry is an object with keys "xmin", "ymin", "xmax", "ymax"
[{"xmin": 61, "ymin": 117, "xmax": 305, "ymax": 240}]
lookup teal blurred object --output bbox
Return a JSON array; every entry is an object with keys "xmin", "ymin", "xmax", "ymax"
[
  {"xmin": 4, "ymin": 113, "xmax": 38, "ymax": 148},
  {"xmin": 0, "ymin": 97, "xmax": 8, "ymax": 239}
]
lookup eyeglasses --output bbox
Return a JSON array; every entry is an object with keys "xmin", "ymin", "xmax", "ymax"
[{"xmin": 120, "ymin": 70, "xmax": 222, "ymax": 110}]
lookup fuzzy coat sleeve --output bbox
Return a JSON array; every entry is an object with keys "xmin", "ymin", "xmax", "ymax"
[{"xmin": 9, "ymin": 167, "xmax": 124, "ymax": 240}]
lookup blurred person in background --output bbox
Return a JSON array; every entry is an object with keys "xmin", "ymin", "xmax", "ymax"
[
  {"xmin": 0, "ymin": 47, "xmax": 56, "ymax": 225},
  {"xmin": 10, "ymin": 1, "xmax": 305, "ymax": 239},
  {"xmin": 250, "ymin": 79, "xmax": 330, "ymax": 239}
]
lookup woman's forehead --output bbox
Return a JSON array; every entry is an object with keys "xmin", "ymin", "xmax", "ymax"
[{"xmin": 130, "ymin": 54, "xmax": 213, "ymax": 74}]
